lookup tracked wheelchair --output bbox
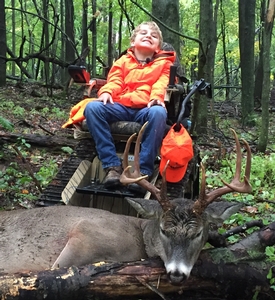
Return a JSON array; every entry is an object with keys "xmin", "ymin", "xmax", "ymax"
[{"xmin": 60, "ymin": 43, "xmax": 212, "ymax": 215}]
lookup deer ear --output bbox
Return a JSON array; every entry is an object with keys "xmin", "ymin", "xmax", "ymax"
[
  {"xmin": 125, "ymin": 198, "xmax": 163, "ymax": 219},
  {"xmin": 205, "ymin": 201, "xmax": 244, "ymax": 227}
]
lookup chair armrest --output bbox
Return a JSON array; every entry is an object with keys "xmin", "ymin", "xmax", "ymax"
[{"xmin": 164, "ymin": 84, "xmax": 185, "ymax": 102}]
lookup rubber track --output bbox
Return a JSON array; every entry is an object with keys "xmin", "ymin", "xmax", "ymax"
[{"xmin": 37, "ymin": 139, "xmax": 96, "ymax": 206}]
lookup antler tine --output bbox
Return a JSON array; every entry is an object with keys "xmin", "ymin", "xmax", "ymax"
[
  {"xmin": 160, "ymin": 160, "xmax": 174, "ymax": 211},
  {"xmin": 193, "ymin": 163, "xmax": 207, "ymax": 214},
  {"xmin": 122, "ymin": 132, "xmax": 136, "ymax": 171},
  {"xmin": 221, "ymin": 129, "xmax": 252, "ymax": 192},
  {"xmin": 242, "ymin": 138, "xmax": 251, "ymax": 181},
  {"xmin": 120, "ymin": 122, "xmax": 161, "ymax": 200},
  {"xmin": 133, "ymin": 122, "xmax": 148, "ymax": 176},
  {"xmin": 193, "ymin": 129, "xmax": 252, "ymax": 214}
]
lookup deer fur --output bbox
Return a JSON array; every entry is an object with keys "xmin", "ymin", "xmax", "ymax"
[
  {"xmin": 0, "ymin": 127, "xmax": 251, "ymax": 285},
  {"xmin": 0, "ymin": 198, "xmax": 242, "ymax": 282}
]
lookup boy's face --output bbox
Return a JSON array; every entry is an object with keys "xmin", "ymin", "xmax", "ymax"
[{"xmin": 131, "ymin": 25, "xmax": 160, "ymax": 53}]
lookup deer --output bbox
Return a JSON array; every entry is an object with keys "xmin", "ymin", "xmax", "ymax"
[{"xmin": 0, "ymin": 124, "xmax": 252, "ymax": 285}]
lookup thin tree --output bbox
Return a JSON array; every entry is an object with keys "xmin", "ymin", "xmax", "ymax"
[
  {"xmin": 82, "ymin": 0, "xmax": 89, "ymax": 54},
  {"xmin": 108, "ymin": 0, "xmax": 114, "ymax": 69},
  {"xmin": 193, "ymin": 0, "xmax": 219, "ymax": 135},
  {"xmin": 0, "ymin": 0, "xmax": 6, "ymax": 87},
  {"xmin": 254, "ymin": 1, "xmax": 265, "ymax": 107},
  {"xmin": 43, "ymin": 0, "xmax": 50, "ymax": 93},
  {"xmin": 220, "ymin": 0, "xmax": 230, "ymax": 100},
  {"xmin": 258, "ymin": 0, "xmax": 275, "ymax": 152},
  {"xmin": 11, "ymin": 0, "xmax": 15, "ymax": 76},
  {"xmin": 65, "ymin": 0, "xmax": 76, "ymax": 78},
  {"xmin": 91, "ymin": 0, "xmax": 97, "ymax": 76},
  {"xmin": 238, "ymin": 0, "xmax": 256, "ymax": 125},
  {"xmin": 152, "ymin": 0, "xmax": 180, "ymax": 55}
]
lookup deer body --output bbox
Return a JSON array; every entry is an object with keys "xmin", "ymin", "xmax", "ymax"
[
  {"xmin": 0, "ymin": 198, "xmax": 241, "ymax": 281},
  {"xmin": 0, "ymin": 206, "xmax": 146, "ymax": 274},
  {"xmin": 0, "ymin": 127, "xmax": 252, "ymax": 285}
]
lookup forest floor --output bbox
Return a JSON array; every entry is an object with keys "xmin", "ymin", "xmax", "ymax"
[
  {"xmin": 1, "ymin": 80, "xmax": 275, "ymax": 210},
  {"xmin": 0, "ymin": 81, "xmax": 81, "ymax": 209}
]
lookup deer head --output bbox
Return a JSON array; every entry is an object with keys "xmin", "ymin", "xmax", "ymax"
[{"xmin": 120, "ymin": 123, "xmax": 252, "ymax": 284}]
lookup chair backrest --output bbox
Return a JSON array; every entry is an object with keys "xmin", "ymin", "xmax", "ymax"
[{"xmin": 161, "ymin": 42, "xmax": 188, "ymax": 84}]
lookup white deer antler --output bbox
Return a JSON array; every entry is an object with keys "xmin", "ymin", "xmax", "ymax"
[
  {"xmin": 193, "ymin": 129, "xmax": 252, "ymax": 214},
  {"xmin": 120, "ymin": 122, "xmax": 173, "ymax": 211}
]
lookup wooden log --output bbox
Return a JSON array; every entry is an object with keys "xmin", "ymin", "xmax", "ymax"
[
  {"xmin": 0, "ymin": 256, "xmax": 271, "ymax": 300},
  {"xmin": 0, "ymin": 132, "xmax": 77, "ymax": 149},
  {"xmin": 0, "ymin": 223, "xmax": 274, "ymax": 300}
]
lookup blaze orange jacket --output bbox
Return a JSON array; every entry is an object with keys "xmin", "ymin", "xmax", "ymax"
[
  {"xmin": 62, "ymin": 48, "xmax": 175, "ymax": 128},
  {"xmin": 98, "ymin": 48, "xmax": 176, "ymax": 108},
  {"xmin": 62, "ymin": 98, "xmax": 96, "ymax": 128}
]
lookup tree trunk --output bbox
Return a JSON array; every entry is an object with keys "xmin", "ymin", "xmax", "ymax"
[
  {"xmin": 81, "ymin": 0, "xmax": 89, "ymax": 55},
  {"xmin": 0, "ymin": 0, "xmax": 7, "ymax": 87},
  {"xmin": 238, "ymin": 0, "xmax": 256, "ymax": 125},
  {"xmin": 258, "ymin": 0, "xmax": 275, "ymax": 152},
  {"xmin": 42, "ymin": 0, "xmax": 50, "ymax": 92},
  {"xmin": 108, "ymin": 1, "xmax": 114, "ymax": 71},
  {"xmin": 0, "ymin": 222, "xmax": 274, "ymax": 300},
  {"xmin": 152, "ymin": 0, "xmax": 180, "ymax": 56},
  {"xmin": 11, "ymin": 0, "xmax": 15, "ymax": 76},
  {"xmin": 91, "ymin": 0, "xmax": 97, "ymax": 77},
  {"xmin": 0, "ymin": 132, "xmax": 77, "ymax": 149},
  {"xmin": 193, "ymin": 0, "xmax": 219, "ymax": 135},
  {"xmin": 220, "ymin": 1, "xmax": 230, "ymax": 101},
  {"xmin": 254, "ymin": 0, "xmax": 266, "ymax": 107},
  {"xmin": 65, "ymin": 0, "xmax": 76, "ymax": 77}
]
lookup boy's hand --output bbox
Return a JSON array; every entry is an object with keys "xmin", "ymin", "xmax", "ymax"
[
  {"xmin": 147, "ymin": 99, "xmax": 166, "ymax": 108},
  {"xmin": 98, "ymin": 92, "xmax": 114, "ymax": 105}
]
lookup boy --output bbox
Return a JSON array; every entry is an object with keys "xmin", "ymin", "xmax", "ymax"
[{"xmin": 84, "ymin": 21, "xmax": 176, "ymax": 188}]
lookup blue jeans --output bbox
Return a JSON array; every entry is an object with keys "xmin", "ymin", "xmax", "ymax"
[{"xmin": 83, "ymin": 101, "xmax": 167, "ymax": 176}]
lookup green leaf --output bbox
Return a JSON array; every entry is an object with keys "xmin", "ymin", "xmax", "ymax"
[
  {"xmin": 265, "ymin": 246, "xmax": 275, "ymax": 258},
  {"xmin": 267, "ymin": 268, "xmax": 273, "ymax": 280},
  {"xmin": 61, "ymin": 146, "xmax": 74, "ymax": 154},
  {"xmin": 0, "ymin": 115, "xmax": 14, "ymax": 131}
]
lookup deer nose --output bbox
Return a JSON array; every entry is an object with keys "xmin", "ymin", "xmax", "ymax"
[{"xmin": 167, "ymin": 270, "xmax": 187, "ymax": 285}]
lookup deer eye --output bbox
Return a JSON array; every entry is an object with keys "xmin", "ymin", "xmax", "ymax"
[
  {"xmin": 195, "ymin": 230, "xmax": 203, "ymax": 238},
  {"xmin": 160, "ymin": 228, "xmax": 166, "ymax": 235}
]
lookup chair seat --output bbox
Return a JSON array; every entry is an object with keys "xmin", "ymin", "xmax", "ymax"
[{"xmin": 81, "ymin": 120, "xmax": 142, "ymax": 135}]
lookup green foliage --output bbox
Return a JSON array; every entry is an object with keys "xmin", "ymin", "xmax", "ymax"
[
  {"xmin": 0, "ymin": 101, "xmax": 25, "ymax": 118},
  {"xmin": 266, "ymin": 246, "xmax": 275, "ymax": 262},
  {"xmin": 4, "ymin": 0, "xmax": 275, "ymax": 86},
  {"xmin": 0, "ymin": 156, "xmax": 60, "ymax": 205},
  {"xmin": 266, "ymin": 247, "xmax": 275, "ymax": 291},
  {"xmin": 51, "ymin": 107, "xmax": 68, "ymax": 119},
  {"xmin": 34, "ymin": 160, "xmax": 59, "ymax": 187},
  {"xmin": 0, "ymin": 100, "xmax": 25, "ymax": 117},
  {"xmin": 0, "ymin": 135, "xmax": 67, "ymax": 208},
  {"xmin": 61, "ymin": 146, "xmax": 74, "ymax": 154},
  {"xmin": 0, "ymin": 116, "xmax": 14, "ymax": 131},
  {"xmin": 203, "ymin": 147, "xmax": 275, "ymax": 243},
  {"xmin": 0, "ymin": 159, "xmax": 59, "ymax": 207},
  {"xmin": 16, "ymin": 137, "xmax": 31, "ymax": 150},
  {"xmin": 204, "ymin": 151, "xmax": 275, "ymax": 207}
]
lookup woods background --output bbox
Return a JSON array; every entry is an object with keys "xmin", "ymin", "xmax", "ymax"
[
  {"xmin": 0, "ymin": 0, "xmax": 275, "ymax": 150},
  {"xmin": 0, "ymin": 2, "xmax": 275, "ymax": 299}
]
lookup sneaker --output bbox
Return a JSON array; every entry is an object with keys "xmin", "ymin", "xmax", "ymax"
[{"xmin": 103, "ymin": 166, "xmax": 123, "ymax": 188}]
